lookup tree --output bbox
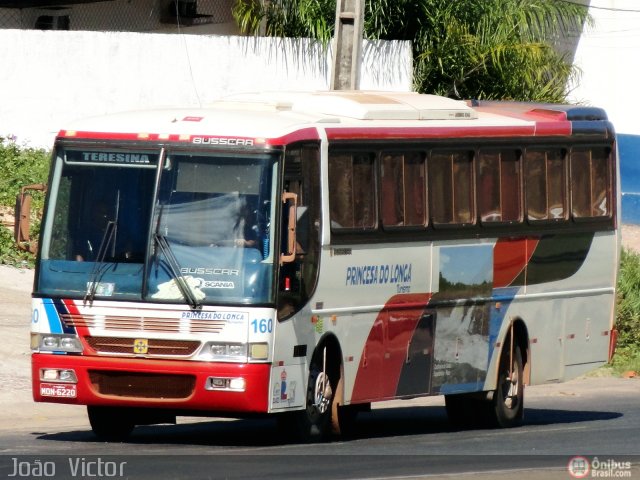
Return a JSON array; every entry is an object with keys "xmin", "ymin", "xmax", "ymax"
[{"xmin": 232, "ymin": 0, "xmax": 591, "ymax": 103}]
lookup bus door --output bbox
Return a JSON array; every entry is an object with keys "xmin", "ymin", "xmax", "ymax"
[
  {"xmin": 276, "ymin": 144, "xmax": 321, "ymax": 320},
  {"xmin": 386, "ymin": 305, "xmax": 435, "ymax": 397}
]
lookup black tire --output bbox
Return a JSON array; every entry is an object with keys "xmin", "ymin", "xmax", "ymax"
[
  {"xmin": 87, "ymin": 406, "xmax": 135, "ymax": 441},
  {"xmin": 445, "ymin": 344, "xmax": 524, "ymax": 429},
  {"xmin": 490, "ymin": 344, "xmax": 524, "ymax": 428},
  {"xmin": 331, "ymin": 376, "xmax": 359, "ymax": 438}
]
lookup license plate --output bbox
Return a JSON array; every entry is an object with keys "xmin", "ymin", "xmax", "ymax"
[{"xmin": 40, "ymin": 383, "xmax": 77, "ymax": 398}]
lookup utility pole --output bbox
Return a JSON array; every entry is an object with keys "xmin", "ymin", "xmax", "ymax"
[
  {"xmin": 330, "ymin": 0, "xmax": 365, "ymax": 90},
  {"xmin": 259, "ymin": 0, "xmax": 272, "ymax": 36}
]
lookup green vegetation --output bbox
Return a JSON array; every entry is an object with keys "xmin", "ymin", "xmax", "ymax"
[
  {"xmin": 610, "ymin": 248, "xmax": 640, "ymax": 375},
  {"xmin": 233, "ymin": 0, "xmax": 591, "ymax": 102},
  {"xmin": 0, "ymin": 136, "xmax": 50, "ymax": 266}
]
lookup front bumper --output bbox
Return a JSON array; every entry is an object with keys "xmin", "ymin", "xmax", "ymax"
[{"xmin": 32, "ymin": 353, "xmax": 270, "ymax": 414}]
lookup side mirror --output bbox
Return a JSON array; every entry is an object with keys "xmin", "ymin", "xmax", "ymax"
[
  {"xmin": 280, "ymin": 191, "xmax": 297, "ymax": 264},
  {"xmin": 14, "ymin": 183, "xmax": 47, "ymax": 254}
]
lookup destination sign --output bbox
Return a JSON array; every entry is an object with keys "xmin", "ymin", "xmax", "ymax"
[{"xmin": 65, "ymin": 149, "xmax": 160, "ymax": 166}]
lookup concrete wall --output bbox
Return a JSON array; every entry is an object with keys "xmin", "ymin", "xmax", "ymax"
[{"xmin": 0, "ymin": 30, "xmax": 412, "ymax": 147}]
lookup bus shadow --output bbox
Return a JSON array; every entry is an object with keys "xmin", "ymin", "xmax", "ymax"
[
  {"xmin": 353, "ymin": 406, "xmax": 622, "ymax": 439},
  {"xmin": 34, "ymin": 406, "xmax": 622, "ymax": 447}
]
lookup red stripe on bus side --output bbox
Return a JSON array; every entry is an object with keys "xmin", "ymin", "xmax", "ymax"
[
  {"xmin": 266, "ymin": 127, "xmax": 321, "ymax": 145},
  {"xmin": 493, "ymin": 237, "xmax": 540, "ymax": 288},
  {"xmin": 351, "ymin": 293, "xmax": 432, "ymax": 403}
]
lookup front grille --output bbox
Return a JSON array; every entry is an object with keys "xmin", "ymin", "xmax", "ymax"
[
  {"xmin": 85, "ymin": 336, "xmax": 200, "ymax": 357},
  {"xmin": 89, "ymin": 371, "xmax": 195, "ymax": 399},
  {"xmin": 61, "ymin": 313, "xmax": 225, "ymax": 335}
]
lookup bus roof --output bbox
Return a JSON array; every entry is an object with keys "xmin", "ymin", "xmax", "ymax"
[{"xmin": 58, "ymin": 91, "xmax": 613, "ymax": 144}]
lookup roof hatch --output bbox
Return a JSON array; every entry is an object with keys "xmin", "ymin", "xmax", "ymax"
[{"xmin": 222, "ymin": 91, "xmax": 477, "ymax": 121}]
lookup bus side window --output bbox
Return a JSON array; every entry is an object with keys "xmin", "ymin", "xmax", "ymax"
[
  {"xmin": 525, "ymin": 149, "xmax": 567, "ymax": 222},
  {"xmin": 328, "ymin": 152, "xmax": 376, "ymax": 230},
  {"xmin": 478, "ymin": 149, "xmax": 521, "ymax": 224},
  {"xmin": 429, "ymin": 150, "xmax": 475, "ymax": 225},
  {"xmin": 571, "ymin": 147, "xmax": 611, "ymax": 218},
  {"xmin": 381, "ymin": 152, "xmax": 427, "ymax": 228}
]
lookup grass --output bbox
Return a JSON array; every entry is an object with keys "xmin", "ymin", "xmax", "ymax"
[{"xmin": 610, "ymin": 248, "xmax": 640, "ymax": 375}]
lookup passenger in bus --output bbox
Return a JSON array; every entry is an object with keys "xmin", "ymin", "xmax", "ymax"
[
  {"xmin": 212, "ymin": 196, "xmax": 260, "ymax": 249},
  {"xmin": 235, "ymin": 198, "xmax": 260, "ymax": 248},
  {"xmin": 74, "ymin": 201, "xmax": 112, "ymax": 261}
]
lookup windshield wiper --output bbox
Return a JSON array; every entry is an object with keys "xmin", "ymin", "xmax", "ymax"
[
  {"xmin": 84, "ymin": 220, "xmax": 117, "ymax": 306},
  {"xmin": 153, "ymin": 232, "xmax": 202, "ymax": 310}
]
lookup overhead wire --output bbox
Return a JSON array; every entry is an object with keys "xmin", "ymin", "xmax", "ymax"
[{"xmin": 171, "ymin": 0, "xmax": 203, "ymax": 107}]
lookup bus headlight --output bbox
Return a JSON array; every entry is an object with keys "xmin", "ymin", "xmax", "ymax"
[
  {"xmin": 202, "ymin": 342, "xmax": 269, "ymax": 362},
  {"xmin": 31, "ymin": 333, "xmax": 83, "ymax": 353},
  {"xmin": 206, "ymin": 343, "xmax": 248, "ymax": 361}
]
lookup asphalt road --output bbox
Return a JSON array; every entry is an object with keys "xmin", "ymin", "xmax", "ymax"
[
  {"xmin": 1, "ymin": 376, "xmax": 640, "ymax": 480},
  {"xmin": 2, "ymin": 266, "xmax": 640, "ymax": 479}
]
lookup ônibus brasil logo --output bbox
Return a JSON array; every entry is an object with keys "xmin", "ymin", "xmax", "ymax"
[
  {"xmin": 568, "ymin": 456, "xmax": 590, "ymax": 478},
  {"xmin": 568, "ymin": 456, "xmax": 632, "ymax": 478}
]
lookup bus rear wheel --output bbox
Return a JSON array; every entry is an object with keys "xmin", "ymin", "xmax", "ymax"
[
  {"xmin": 490, "ymin": 344, "xmax": 524, "ymax": 428},
  {"xmin": 87, "ymin": 406, "xmax": 135, "ymax": 441},
  {"xmin": 445, "ymin": 343, "xmax": 524, "ymax": 429}
]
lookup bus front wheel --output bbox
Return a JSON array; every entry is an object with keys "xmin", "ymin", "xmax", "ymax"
[
  {"xmin": 445, "ymin": 343, "xmax": 524, "ymax": 429},
  {"xmin": 278, "ymin": 355, "xmax": 335, "ymax": 442},
  {"xmin": 87, "ymin": 406, "xmax": 135, "ymax": 441}
]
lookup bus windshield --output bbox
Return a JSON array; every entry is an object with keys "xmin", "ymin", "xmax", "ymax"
[{"xmin": 38, "ymin": 146, "xmax": 279, "ymax": 306}]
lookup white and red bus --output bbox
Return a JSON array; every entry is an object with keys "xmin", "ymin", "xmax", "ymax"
[{"xmin": 22, "ymin": 91, "xmax": 619, "ymax": 441}]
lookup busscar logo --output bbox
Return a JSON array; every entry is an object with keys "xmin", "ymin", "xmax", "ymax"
[
  {"xmin": 192, "ymin": 137, "xmax": 254, "ymax": 146},
  {"xmin": 180, "ymin": 267, "xmax": 239, "ymax": 276}
]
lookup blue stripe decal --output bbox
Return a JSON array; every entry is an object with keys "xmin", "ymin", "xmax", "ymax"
[
  {"xmin": 438, "ymin": 382, "xmax": 482, "ymax": 395},
  {"xmin": 52, "ymin": 298, "xmax": 76, "ymax": 334},
  {"xmin": 487, "ymin": 287, "xmax": 519, "ymax": 367},
  {"xmin": 43, "ymin": 299, "xmax": 63, "ymax": 334}
]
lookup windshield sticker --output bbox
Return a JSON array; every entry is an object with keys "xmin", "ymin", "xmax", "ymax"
[
  {"xmin": 85, "ymin": 282, "xmax": 115, "ymax": 297},
  {"xmin": 151, "ymin": 276, "xmax": 205, "ymax": 301}
]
